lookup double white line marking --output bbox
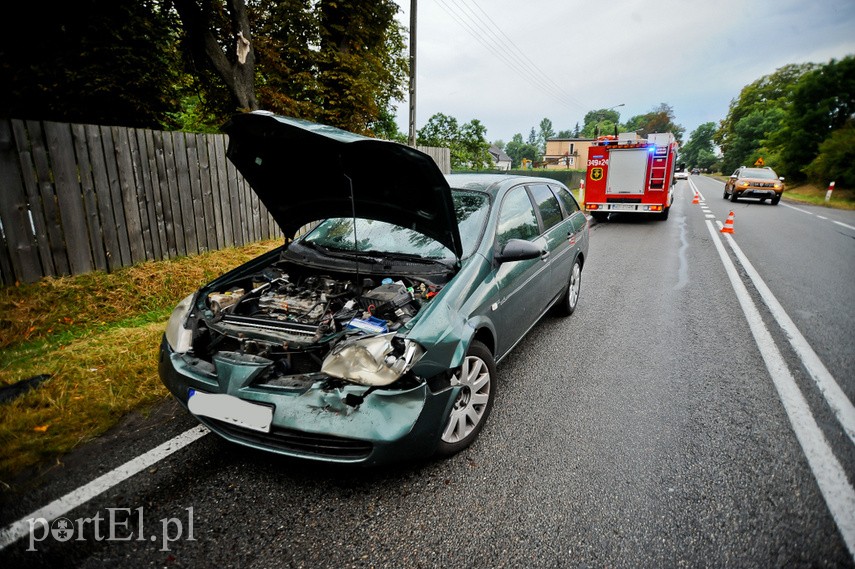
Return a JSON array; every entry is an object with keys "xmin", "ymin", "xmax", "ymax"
[{"xmin": 704, "ymin": 213, "xmax": 855, "ymax": 560}]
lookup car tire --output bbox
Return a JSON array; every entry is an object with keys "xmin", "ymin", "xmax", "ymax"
[
  {"xmin": 591, "ymin": 211, "xmax": 608, "ymax": 222},
  {"xmin": 723, "ymin": 188, "xmax": 729, "ymax": 199},
  {"xmin": 553, "ymin": 257, "xmax": 582, "ymax": 316},
  {"xmin": 659, "ymin": 206, "xmax": 670, "ymax": 221},
  {"xmin": 435, "ymin": 340, "xmax": 496, "ymax": 457},
  {"xmin": 771, "ymin": 195, "xmax": 781, "ymax": 205},
  {"xmin": 730, "ymin": 191, "xmax": 739, "ymax": 202}
]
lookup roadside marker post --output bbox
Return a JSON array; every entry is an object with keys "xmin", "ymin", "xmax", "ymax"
[{"xmin": 826, "ymin": 181, "xmax": 835, "ymax": 202}]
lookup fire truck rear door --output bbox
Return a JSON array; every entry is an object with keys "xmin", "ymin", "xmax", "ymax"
[{"xmin": 606, "ymin": 148, "xmax": 648, "ymax": 195}]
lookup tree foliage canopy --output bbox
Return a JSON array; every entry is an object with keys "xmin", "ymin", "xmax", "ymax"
[
  {"xmin": 0, "ymin": 0, "xmax": 408, "ymax": 135},
  {"xmin": 716, "ymin": 56, "xmax": 855, "ymax": 183},
  {"xmin": 417, "ymin": 113, "xmax": 491, "ymax": 169},
  {"xmin": 680, "ymin": 122, "xmax": 717, "ymax": 170},
  {"xmin": 0, "ymin": 0, "xmax": 183, "ymax": 128},
  {"xmin": 504, "ymin": 133, "xmax": 540, "ymax": 169}
]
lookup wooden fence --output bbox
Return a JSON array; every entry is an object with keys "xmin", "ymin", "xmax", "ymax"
[{"xmin": 0, "ymin": 118, "xmax": 450, "ymax": 285}]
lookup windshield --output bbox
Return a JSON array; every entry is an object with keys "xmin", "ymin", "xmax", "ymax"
[
  {"xmin": 302, "ymin": 189, "xmax": 489, "ymax": 260},
  {"xmin": 740, "ymin": 168, "xmax": 778, "ymax": 179}
]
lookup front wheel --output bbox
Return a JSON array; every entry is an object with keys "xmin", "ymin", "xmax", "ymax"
[
  {"xmin": 435, "ymin": 341, "xmax": 496, "ymax": 457},
  {"xmin": 771, "ymin": 194, "xmax": 781, "ymax": 205},
  {"xmin": 723, "ymin": 188, "xmax": 729, "ymax": 199},
  {"xmin": 730, "ymin": 190, "xmax": 739, "ymax": 202},
  {"xmin": 553, "ymin": 258, "xmax": 582, "ymax": 316}
]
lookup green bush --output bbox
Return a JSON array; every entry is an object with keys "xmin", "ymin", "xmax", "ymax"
[{"xmin": 451, "ymin": 169, "xmax": 585, "ymax": 188}]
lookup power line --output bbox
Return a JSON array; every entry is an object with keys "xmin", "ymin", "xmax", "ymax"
[
  {"xmin": 465, "ymin": 0, "xmax": 589, "ymax": 111},
  {"xmin": 434, "ymin": 0, "xmax": 588, "ymax": 113}
]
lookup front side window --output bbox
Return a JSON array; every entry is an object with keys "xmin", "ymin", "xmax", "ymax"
[{"xmin": 496, "ymin": 186, "xmax": 539, "ymax": 248}]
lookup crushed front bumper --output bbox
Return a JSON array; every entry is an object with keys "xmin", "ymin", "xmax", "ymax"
[{"xmin": 158, "ymin": 336, "xmax": 457, "ymax": 465}]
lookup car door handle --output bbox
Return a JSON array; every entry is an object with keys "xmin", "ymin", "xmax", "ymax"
[{"xmin": 540, "ymin": 249, "xmax": 550, "ymax": 260}]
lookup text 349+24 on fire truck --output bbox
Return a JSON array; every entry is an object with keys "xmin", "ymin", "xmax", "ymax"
[{"xmin": 584, "ymin": 132, "xmax": 679, "ymax": 221}]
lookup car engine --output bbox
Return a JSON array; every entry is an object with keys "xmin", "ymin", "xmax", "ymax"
[{"xmin": 191, "ymin": 263, "xmax": 442, "ymax": 378}]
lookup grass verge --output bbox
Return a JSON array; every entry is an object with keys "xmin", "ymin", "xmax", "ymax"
[
  {"xmin": 782, "ymin": 183, "xmax": 855, "ymax": 210},
  {"xmin": 0, "ymin": 240, "xmax": 281, "ymax": 485}
]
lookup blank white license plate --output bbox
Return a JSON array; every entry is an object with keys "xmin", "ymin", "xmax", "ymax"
[
  {"xmin": 188, "ymin": 389, "xmax": 273, "ymax": 433},
  {"xmin": 612, "ymin": 204, "xmax": 636, "ymax": 211}
]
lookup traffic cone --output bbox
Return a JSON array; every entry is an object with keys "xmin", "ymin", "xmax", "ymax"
[
  {"xmin": 721, "ymin": 211, "xmax": 735, "ymax": 234},
  {"xmin": 692, "ymin": 192, "xmax": 699, "ymax": 204}
]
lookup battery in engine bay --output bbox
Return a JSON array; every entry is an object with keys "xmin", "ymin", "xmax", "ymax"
[{"xmin": 360, "ymin": 283, "xmax": 412, "ymax": 318}]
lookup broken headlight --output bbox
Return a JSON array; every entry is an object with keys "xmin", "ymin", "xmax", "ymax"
[
  {"xmin": 165, "ymin": 293, "xmax": 195, "ymax": 354},
  {"xmin": 320, "ymin": 333, "xmax": 424, "ymax": 386}
]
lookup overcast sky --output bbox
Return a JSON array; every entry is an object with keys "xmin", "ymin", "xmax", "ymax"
[{"xmin": 393, "ymin": 0, "xmax": 855, "ymax": 144}]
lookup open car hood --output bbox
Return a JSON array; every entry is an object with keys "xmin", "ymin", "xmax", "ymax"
[{"xmin": 223, "ymin": 111, "xmax": 463, "ymax": 260}]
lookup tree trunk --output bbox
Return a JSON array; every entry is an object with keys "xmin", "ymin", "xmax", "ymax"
[{"xmin": 174, "ymin": 0, "xmax": 258, "ymax": 112}]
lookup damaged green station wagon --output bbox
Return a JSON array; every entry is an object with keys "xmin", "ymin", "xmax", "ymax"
[{"xmin": 159, "ymin": 111, "xmax": 589, "ymax": 465}]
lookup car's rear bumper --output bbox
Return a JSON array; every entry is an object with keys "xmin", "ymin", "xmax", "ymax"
[{"xmin": 158, "ymin": 336, "xmax": 457, "ymax": 465}]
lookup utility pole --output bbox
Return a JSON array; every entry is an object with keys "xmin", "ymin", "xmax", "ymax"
[{"xmin": 408, "ymin": 0, "xmax": 417, "ymax": 147}]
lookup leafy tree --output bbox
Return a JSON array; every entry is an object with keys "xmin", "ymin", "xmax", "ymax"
[
  {"xmin": 173, "ymin": 0, "xmax": 258, "ymax": 115},
  {"xmin": 0, "ymin": 0, "xmax": 182, "ymax": 128},
  {"xmin": 176, "ymin": 0, "xmax": 408, "ymax": 134},
  {"xmin": 459, "ymin": 119, "xmax": 491, "ymax": 169},
  {"xmin": 718, "ymin": 107, "xmax": 786, "ymax": 173},
  {"xmin": 581, "ymin": 109, "xmax": 622, "ymax": 138},
  {"xmin": 714, "ymin": 63, "xmax": 813, "ymax": 175},
  {"xmin": 505, "ymin": 133, "xmax": 539, "ymax": 169},
  {"xmin": 767, "ymin": 56, "xmax": 855, "ymax": 180},
  {"xmin": 537, "ymin": 118, "xmax": 556, "ymax": 152},
  {"xmin": 623, "ymin": 103, "xmax": 684, "ymax": 142},
  {"xmin": 527, "ymin": 128, "xmax": 538, "ymax": 147},
  {"xmin": 557, "ymin": 129, "xmax": 574, "ymax": 138},
  {"xmin": 417, "ymin": 113, "xmax": 460, "ymax": 147},
  {"xmin": 680, "ymin": 122, "xmax": 717, "ymax": 169},
  {"xmin": 417, "ymin": 113, "xmax": 490, "ymax": 169},
  {"xmin": 370, "ymin": 107, "xmax": 406, "ymax": 142},
  {"xmin": 695, "ymin": 149, "xmax": 719, "ymax": 172},
  {"xmin": 803, "ymin": 122, "xmax": 855, "ymax": 186},
  {"xmin": 1, "ymin": 0, "xmax": 407, "ymax": 134}
]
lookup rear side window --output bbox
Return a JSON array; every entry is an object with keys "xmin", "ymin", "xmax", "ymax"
[
  {"xmin": 551, "ymin": 185, "xmax": 580, "ymax": 216},
  {"xmin": 528, "ymin": 184, "xmax": 563, "ymax": 231},
  {"xmin": 497, "ymin": 186, "xmax": 539, "ymax": 247}
]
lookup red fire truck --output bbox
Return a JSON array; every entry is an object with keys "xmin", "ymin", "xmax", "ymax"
[{"xmin": 583, "ymin": 132, "xmax": 678, "ymax": 221}]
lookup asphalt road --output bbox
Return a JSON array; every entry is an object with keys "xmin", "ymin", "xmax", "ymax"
[{"xmin": 2, "ymin": 179, "xmax": 854, "ymax": 567}]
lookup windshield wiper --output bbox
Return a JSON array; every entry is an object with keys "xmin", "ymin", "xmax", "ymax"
[{"xmin": 357, "ymin": 250, "xmax": 453, "ymax": 267}]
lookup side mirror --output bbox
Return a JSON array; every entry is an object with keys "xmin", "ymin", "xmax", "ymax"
[
  {"xmin": 495, "ymin": 239, "xmax": 542, "ymax": 264},
  {"xmin": 779, "ymin": 177, "xmax": 785, "ymax": 182},
  {"xmin": 730, "ymin": 174, "xmax": 738, "ymax": 179}
]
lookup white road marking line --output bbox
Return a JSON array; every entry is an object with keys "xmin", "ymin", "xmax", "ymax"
[
  {"xmin": 705, "ymin": 220, "xmax": 855, "ymax": 560},
  {"xmin": 721, "ymin": 233, "xmax": 855, "ymax": 445},
  {"xmin": 781, "ymin": 203, "xmax": 813, "ymax": 215},
  {"xmin": 705, "ymin": 215, "xmax": 716, "ymax": 219},
  {"xmin": 832, "ymin": 220, "xmax": 855, "ymax": 232},
  {"xmin": 687, "ymin": 177, "xmax": 704, "ymax": 201},
  {"xmin": 817, "ymin": 216, "xmax": 828, "ymax": 220},
  {"xmin": 0, "ymin": 425, "xmax": 210, "ymax": 550}
]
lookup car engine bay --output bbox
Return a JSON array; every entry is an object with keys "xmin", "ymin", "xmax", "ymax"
[{"xmin": 185, "ymin": 261, "xmax": 447, "ymax": 386}]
